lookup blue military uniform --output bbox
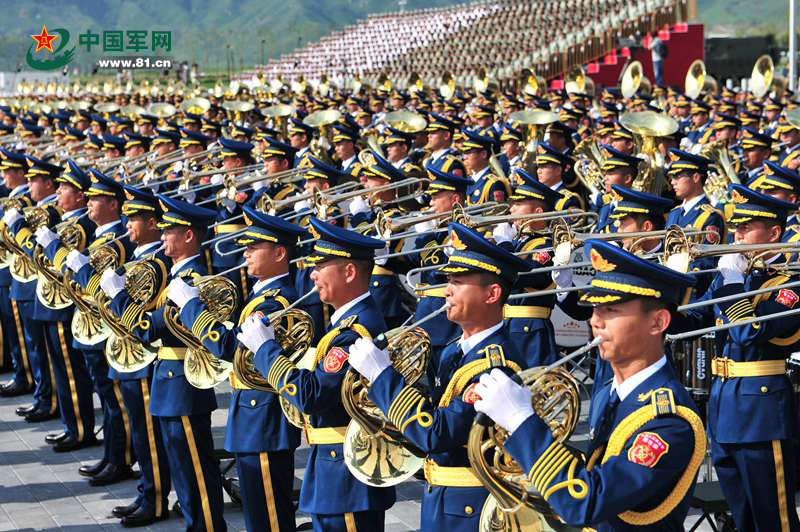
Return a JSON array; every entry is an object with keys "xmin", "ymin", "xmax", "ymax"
[
  {"xmin": 366, "ymin": 223, "xmax": 530, "ymax": 532},
  {"xmin": 423, "ymin": 113, "xmax": 465, "ymax": 175},
  {"xmin": 252, "ymin": 217, "xmax": 395, "ymax": 531},
  {"xmin": 671, "ymin": 185, "xmax": 800, "ymax": 531},
  {"xmin": 461, "ymin": 130, "xmax": 510, "ymax": 205},
  {"xmin": 246, "ymin": 137, "xmax": 303, "ymax": 216},
  {"xmin": 738, "ymin": 128, "xmax": 773, "ymax": 186},
  {"xmin": 107, "ymin": 195, "xmax": 225, "ymax": 532},
  {"xmin": 495, "ymin": 239, "xmax": 704, "ymax": 531},
  {"xmin": 685, "ymin": 100, "xmax": 712, "ymax": 147},
  {"xmin": 180, "ymin": 208, "xmax": 305, "ymax": 532},
  {"xmin": 592, "ymin": 147, "xmax": 641, "ymax": 234},
  {"xmin": 536, "ymin": 143, "xmax": 584, "ymax": 211},
  {"xmin": 288, "ymin": 119, "xmax": 316, "ymax": 167}
]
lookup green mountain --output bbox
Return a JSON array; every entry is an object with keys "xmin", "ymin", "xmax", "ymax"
[{"xmin": 0, "ymin": 0, "xmax": 788, "ymax": 76}]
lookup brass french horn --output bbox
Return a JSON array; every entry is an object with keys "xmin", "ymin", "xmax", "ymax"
[
  {"xmin": 4, "ymin": 204, "xmax": 55, "ymax": 283},
  {"xmin": 163, "ymin": 275, "xmax": 238, "ymax": 388},
  {"xmin": 33, "ymin": 218, "xmax": 86, "ymax": 310},
  {"xmin": 63, "ymin": 243, "xmax": 120, "ymax": 346}
]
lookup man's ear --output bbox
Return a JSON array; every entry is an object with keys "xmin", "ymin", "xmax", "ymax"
[
  {"xmin": 650, "ymin": 307, "xmax": 671, "ymax": 337},
  {"xmin": 485, "ymin": 282, "xmax": 503, "ymax": 306}
]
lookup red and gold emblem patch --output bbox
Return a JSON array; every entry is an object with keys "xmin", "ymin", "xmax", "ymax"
[
  {"xmin": 627, "ymin": 432, "xmax": 669, "ymax": 468},
  {"xmin": 706, "ymin": 226, "xmax": 719, "ymax": 244},
  {"xmin": 776, "ymin": 289, "xmax": 799, "ymax": 308},
  {"xmin": 462, "ymin": 383, "xmax": 480, "ymax": 404},
  {"xmin": 590, "ymin": 248, "xmax": 616, "ymax": 272},
  {"xmin": 323, "ymin": 347, "xmax": 348, "ymax": 373},
  {"xmin": 532, "ymin": 250, "xmax": 551, "ymax": 264}
]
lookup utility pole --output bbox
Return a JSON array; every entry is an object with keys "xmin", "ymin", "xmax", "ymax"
[{"xmin": 791, "ymin": 0, "xmax": 797, "ymax": 91}]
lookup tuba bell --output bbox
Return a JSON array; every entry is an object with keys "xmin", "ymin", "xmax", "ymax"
[
  {"xmin": 163, "ymin": 274, "xmax": 238, "ymax": 388},
  {"xmin": 33, "ymin": 218, "xmax": 86, "ymax": 310},
  {"xmin": 750, "ymin": 54, "xmax": 784, "ymax": 100},
  {"xmin": 63, "ymin": 243, "xmax": 120, "ymax": 346},
  {"xmin": 620, "ymin": 61, "xmax": 652, "ymax": 99},
  {"xmin": 4, "ymin": 204, "xmax": 55, "ymax": 283}
]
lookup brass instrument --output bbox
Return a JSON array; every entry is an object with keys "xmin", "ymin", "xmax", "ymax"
[
  {"xmin": 261, "ymin": 104, "xmax": 296, "ymax": 140},
  {"xmin": 509, "ymin": 109, "xmax": 559, "ymax": 173},
  {"xmin": 223, "ymin": 101, "xmax": 256, "ymax": 127},
  {"xmin": 620, "ymin": 111, "xmax": 679, "ymax": 195},
  {"xmin": 311, "ymin": 177, "xmax": 429, "ymax": 214},
  {"xmin": 97, "ymin": 256, "xmax": 163, "ymax": 372},
  {"xmin": 699, "ymin": 138, "xmax": 740, "ymax": 205},
  {"xmin": 180, "ymin": 97, "xmax": 211, "ymax": 116},
  {"xmin": 342, "ymin": 304, "xmax": 449, "ymax": 486},
  {"xmin": 384, "ymin": 111, "xmax": 428, "ymax": 133},
  {"xmin": 303, "ymin": 109, "xmax": 342, "ymax": 165},
  {"xmin": 440, "ymin": 71, "xmax": 456, "ymax": 100},
  {"xmin": 750, "ymin": 54, "xmax": 784, "ymax": 99},
  {"xmin": 620, "ymin": 61, "xmax": 652, "ymax": 99},
  {"xmin": 119, "ymin": 105, "xmax": 146, "ymax": 120},
  {"xmin": 564, "ymin": 65, "xmax": 595, "ymax": 96},
  {"xmin": 572, "ymin": 136, "xmax": 606, "ymax": 196},
  {"xmin": 63, "ymin": 244, "xmax": 120, "ymax": 345},
  {"xmin": 3, "ymin": 204, "xmax": 54, "ymax": 283},
  {"xmin": 94, "ymin": 102, "xmax": 120, "ymax": 116},
  {"xmin": 466, "ymin": 339, "xmax": 602, "ymax": 531},
  {"xmin": 33, "ymin": 218, "xmax": 87, "ymax": 310},
  {"xmin": 685, "ymin": 60, "xmax": 717, "ymax": 100},
  {"xmin": 407, "ymin": 71, "xmax": 430, "ymax": 98},
  {"xmin": 269, "ymin": 74, "xmax": 285, "ymax": 95},
  {"xmin": 518, "ymin": 68, "xmax": 547, "ymax": 98},
  {"xmin": 163, "ymin": 274, "xmax": 238, "ymax": 388},
  {"xmin": 376, "ymin": 71, "xmax": 391, "ymax": 93},
  {"xmin": 474, "ymin": 67, "xmax": 499, "ymax": 96},
  {"xmin": 148, "ymin": 102, "xmax": 177, "ymax": 118},
  {"xmin": 291, "ymin": 74, "xmax": 310, "ymax": 96}
]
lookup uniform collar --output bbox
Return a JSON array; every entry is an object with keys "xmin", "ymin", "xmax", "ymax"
[
  {"xmin": 10, "ymin": 183, "xmax": 29, "ymax": 197},
  {"xmin": 37, "ymin": 193, "xmax": 57, "ymax": 207},
  {"xmin": 431, "ymin": 148, "xmax": 450, "ymax": 161},
  {"xmin": 392, "ymin": 157, "xmax": 409, "ymax": 168},
  {"xmin": 133, "ymin": 241, "xmax": 161, "ymax": 259},
  {"xmin": 170, "ymin": 254, "xmax": 201, "ymax": 276},
  {"xmin": 62, "ymin": 207, "xmax": 86, "ymax": 220},
  {"xmin": 471, "ymin": 165, "xmax": 490, "ymax": 182},
  {"xmin": 330, "ymin": 291, "xmax": 371, "ymax": 326},
  {"xmin": 681, "ymin": 193, "xmax": 706, "ymax": 214},
  {"xmin": 252, "ymin": 272, "xmax": 289, "ymax": 295},
  {"xmin": 460, "ymin": 321, "xmax": 503, "ymax": 355},
  {"xmin": 94, "ymin": 219, "xmax": 121, "ymax": 237},
  {"xmin": 611, "ymin": 355, "xmax": 667, "ymax": 401},
  {"xmin": 342, "ymin": 155, "xmax": 357, "ymax": 169}
]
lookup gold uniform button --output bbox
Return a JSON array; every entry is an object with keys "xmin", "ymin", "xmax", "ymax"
[
  {"xmin": 761, "ymin": 386, "xmax": 769, "ymax": 393},
  {"xmin": 417, "ymin": 298, "xmax": 421, "ymax": 302},
  {"xmin": 330, "ymin": 451, "xmax": 337, "ymax": 458},
  {"xmin": 465, "ymin": 506, "xmax": 474, "ymax": 515},
  {"xmin": 168, "ymin": 371, "xmax": 173, "ymax": 377},
  {"xmin": 250, "ymin": 399, "xmax": 257, "ymax": 406},
  {"xmin": 373, "ymin": 281, "xmax": 379, "ymax": 287},
  {"xmin": 523, "ymin": 326, "xmax": 529, "ymax": 332}
]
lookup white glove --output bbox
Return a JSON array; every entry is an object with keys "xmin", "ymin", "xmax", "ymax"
[
  {"xmin": 718, "ymin": 253, "xmax": 748, "ymax": 285},
  {"xmin": 35, "ymin": 226, "xmax": 60, "ymax": 248},
  {"xmin": 375, "ymin": 243, "xmax": 390, "ymax": 266},
  {"xmin": 552, "ymin": 267, "xmax": 573, "ymax": 290},
  {"xmin": 3, "ymin": 208, "xmax": 23, "ymax": 227},
  {"xmin": 236, "ymin": 314, "xmax": 275, "ymax": 352},
  {"xmin": 174, "ymin": 160, "xmax": 184, "ymax": 172},
  {"xmin": 492, "ymin": 222, "xmax": 516, "ymax": 244},
  {"xmin": 65, "ymin": 249, "xmax": 90, "ymax": 273},
  {"xmin": 294, "ymin": 199, "xmax": 312, "ymax": 212},
  {"xmin": 349, "ymin": 196, "xmax": 369, "ymax": 216},
  {"xmin": 414, "ymin": 219, "xmax": 437, "ymax": 233},
  {"xmin": 444, "ymin": 245, "xmax": 454, "ymax": 257},
  {"xmin": 211, "ymin": 173, "xmax": 224, "ymax": 185},
  {"xmin": 348, "ymin": 337, "xmax": 391, "ymax": 382},
  {"xmin": 100, "ymin": 269, "xmax": 127, "ymax": 298},
  {"xmin": 474, "ymin": 368, "xmax": 534, "ymax": 433},
  {"xmin": 167, "ymin": 278, "xmax": 199, "ymax": 307},
  {"xmin": 221, "ymin": 197, "xmax": 236, "ymax": 212}
]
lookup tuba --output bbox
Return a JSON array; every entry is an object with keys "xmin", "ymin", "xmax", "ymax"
[
  {"xmin": 467, "ymin": 365, "xmax": 583, "ymax": 531},
  {"xmin": 163, "ymin": 275, "xmax": 238, "ymax": 388},
  {"xmin": 750, "ymin": 54, "xmax": 784, "ymax": 100},
  {"xmin": 97, "ymin": 256, "xmax": 163, "ymax": 373},
  {"xmin": 33, "ymin": 218, "xmax": 86, "ymax": 310},
  {"xmin": 620, "ymin": 61, "xmax": 652, "ymax": 99},
  {"xmin": 63, "ymin": 243, "xmax": 120, "ymax": 345}
]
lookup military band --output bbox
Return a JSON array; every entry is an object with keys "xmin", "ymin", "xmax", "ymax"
[{"xmin": 1, "ymin": 53, "xmax": 800, "ymax": 532}]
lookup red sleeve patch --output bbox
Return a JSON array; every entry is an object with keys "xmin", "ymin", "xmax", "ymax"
[
  {"xmin": 627, "ymin": 432, "xmax": 669, "ymax": 467},
  {"xmin": 493, "ymin": 190, "xmax": 506, "ymax": 202},
  {"xmin": 235, "ymin": 191, "xmax": 248, "ymax": 203},
  {"xmin": 532, "ymin": 250, "xmax": 551, "ymax": 264},
  {"xmin": 705, "ymin": 226, "xmax": 719, "ymax": 244},
  {"xmin": 776, "ymin": 289, "xmax": 799, "ymax": 308},
  {"xmin": 462, "ymin": 383, "xmax": 480, "ymax": 404},
  {"xmin": 323, "ymin": 346, "xmax": 348, "ymax": 373}
]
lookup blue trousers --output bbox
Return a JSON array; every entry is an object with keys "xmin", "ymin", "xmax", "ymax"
[
  {"xmin": 119, "ymin": 377, "xmax": 171, "ymax": 517},
  {"xmin": 236, "ymin": 450, "xmax": 296, "ymax": 532},
  {"xmin": 713, "ymin": 437, "xmax": 800, "ymax": 532},
  {"xmin": 160, "ymin": 414, "xmax": 226, "ymax": 532},
  {"xmin": 45, "ymin": 321, "xmax": 94, "ymax": 440},
  {"xmin": 82, "ymin": 348, "xmax": 133, "ymax": 467},
  {"xmin": 0, "ymin": 289, "xmax": 30, "ymax": 387},
  {"xmin": 311, "ymin": 510, "xmax": 384, "ymax": 532},
  {"xmin": 17, "ymin": 301, "xmax": 53, "ymax": 411}
]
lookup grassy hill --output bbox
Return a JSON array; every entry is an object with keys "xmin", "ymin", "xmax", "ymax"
[{"xmin": 698, "ymin": 0, "xmax": 789, "ymax": 41}]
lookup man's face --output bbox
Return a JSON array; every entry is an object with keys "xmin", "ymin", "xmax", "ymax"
[
  {"xmin": 139, "ymin": 123, "xmax": 154, "ymax": 136},
  {"xmin": 734, "ymin": 219, "xmax": 779, "ymax": 245},
  {"xmin": 386, "ymin": 142, "xmax": 408, "ymax": 162},
  {"xmin": 692, "ymin": 112, "xmax": 708, "ymax": 128},
  {"xmin": 604, "ymin": 168, "xmax": 631, "ymax": 192},
  {"xmin": 56, "ymin": 182, "xmax": 84, "ymax": 211},
  {"xmin": 155, "ymin": 141, "xmax": 176, "ymax": 157},
  {"xmin": 761, "ymin": 187, "xmax": 797, "ymax": 205},
  {"xmin": 715, "ymin": 126, "xmax": 736, "ymax": 141},
  {"xmin": 126, "ymin": 145, "xmax": 145, "ymax": 158},
  {"xmin": 222, "ymin": 155, "xmax": 244, "ymax": 171},
  {"xmin": 669, "ymin": 171, "xmax": 700, "ymax": 200},
  {"xmin": 303, "ymin": 177, "xmax": 329, "ymax": 193},
  {"xmin": 591, "ymin": 299, "xmax": 661, "ymax": 365},
  {"xmin": 364, "ymin": 176, "xmax": 388, "ymax": 190},
  {"xmin": 126, "ymin": 214, "xmax": 153, "ymax": 245},
  {"xmin": 536, "ymin": 162, "xmax": 562, "ymax": 187},
  {"xmin": 87, "ymin": 195, "xmax": 115, "ymax": 222},
  {"xmin": 309, "ymin": 259, "xmax": 345, "ymax": 304},
  {"xmin": 780, "ymin": 129, "xmax": 800, "ymax": 147},
  {"xmin": 476, "ymin": 115, "xmax": 493, "ymax": 129},
  {"xmin": 610, "ymin": 137, "xmax": 633, "ymax": 154},
  {"xmin": 184, "ymin": 144, "xmax": 203, "ymax": 156},
  {"xmin": 462, "ymin": 148, "xmax": 487, "ymax": 172},
  {"xmin": 765, "ymin": 109, "xmax": 780, "ymax": 123},
  {"xmin": 503, "ymin": 140, "xmax": 519, "ymax": 157},
  {"xmin": 430, "ymin": 190, "xmax": 457, "ymax": 214},
  {"xmin": 743, "ymin": 146, "xmax": 769, "ymax": 170},
  {"xmin": 161, "ymin": 226, "xmax": 187, "ymax": 258},
  {"xmin": 263, "ymin": 155, "xmax": 287, "ymax": 175},
  {"xmin": 616, "ymin": 215, "xmax": 646, "ymax": 250},
  {"xmin": 2, "ymin": 168, "xmax": 25, "ymax": 189},
  {"xmin": 28, "ymin": 176, "xmax": 51, "ymax": 202},
  {"xmin": 290, "ymin": 132, "xmax": 307, "ymax": 149},
  {"xmin": 444, "ymin": 273, "xmax": 494, "ymax": 326},
  {"xmin": 243, "ymin": 241, "xmax": 283, "ymax": 279},
  {"xmin": 334, "ymin": 140, "xmax": 355, "ymax": 160},
  {"xmin": 427, "ymin": 130, "xmax": 449, "ymax": 151}
]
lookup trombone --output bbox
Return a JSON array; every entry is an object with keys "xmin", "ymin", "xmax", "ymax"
[{"xmin": 667, "ymin": 305, "xmax": 800, "ymax": 342}]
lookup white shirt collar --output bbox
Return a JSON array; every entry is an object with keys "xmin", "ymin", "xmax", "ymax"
[
  {"xmin": 330, "ymin": 291, "xmax": 371, "ymax": 326},
  {"xmin": 133, "ymin": 241, "xmax": 161, "ymax": 259},
  {"xmin": 37, "ymin": 193, "xmax": 57, "ymax": 207},
  {"xmin": 611, "ymin": 356, "xmax": 666, "ymax": 401},
  {"xmin": 460, "ymin": 321, "xmax": 503, "ymax": 355},
  {"xmin": 681, "ymin": 193, "xmax": 706, "ymax": 214},
  {"xmin": 548, "ymin": 180, "xmax": 564, "ymax": 191},
  {"xmin": 431, "ymin": 148, "xmax": 449, "ymax": 161},
  {"xmin": 471, "ymin": 165, "xmax": 490, "ymax": 182},
  {"xmin": 252, "ymin": 272, "xmax": 289, "ymax": 295},
  {"xmin": 94, "ymin": 220, "xmax": 120, "ymax": 237},
  {"xmin": 789, "ymin": 142, "xmax": 800, "ymax": 154},
  {"xmin": 747, "ymin": 167, "xmax": 762, "ymax": 178},
  {"xmin": 342, "ymin": 155, "xmax": 357, "ymax": 169},
  {"xmin": 10, "ymin": 183, "xmax": 29, "ymax": 197},
  {"xmin": 392, "ymin": 157, "xmax": 409, "ymax": 168},
  {"xmin": 170, "ymin": 254, "xmax": 201, "ymax": 276},
  {"xmin": 297, "ymin": 146, "xmax": 311, "ymax": 156},
  {"xmin": 62, "ymin": 208, "xmax": 85, "ymax": 220}
]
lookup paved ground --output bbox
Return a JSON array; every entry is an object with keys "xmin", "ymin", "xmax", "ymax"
[{"xmin": 0, "ymin": 367, "xmax": 794, "ymax": 531}]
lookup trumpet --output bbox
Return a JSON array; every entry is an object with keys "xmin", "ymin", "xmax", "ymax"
[
  {"xmin": 467, "ymin": 338, "xmax": 603, "ymax": 531},
  {"xmin": 342, "ymin": 303, "xmax": 449, "ymax": 487}
]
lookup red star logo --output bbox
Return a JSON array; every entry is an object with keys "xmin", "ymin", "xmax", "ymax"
[{"xmin": 30, "ymin": 25, "xmax": 58, "ymax": 53}]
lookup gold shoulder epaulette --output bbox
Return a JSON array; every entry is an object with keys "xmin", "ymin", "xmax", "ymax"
[
  {"xmin": 481, "ymin": 344, "xmax": 506, "ymax": 368},
  {"xmin": 637, "ymin": 388, "xmax": 677, "ymax": 417},
  {"xmin": 699, "ymin": 204, "xmax": 717, "ymax": 214},
  {"xmin": 339, "ymin": 314, "xmax": 358, "ymax": 329}
]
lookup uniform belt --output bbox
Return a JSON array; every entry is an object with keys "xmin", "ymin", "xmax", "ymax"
[
  {"xmin": 711, "ymin": 357, "xmax": 786, "ymax": 379},
  {"xmin": 158, "ymin": 347, "xmax": 188, "ymax": 361},
  {"xmin": 229, "ymin": 372, "xmax": 253, "ymax": 390},
  {"xmin": 503, "ymin": 305, "xmax": 551, "ymax": 319},
  {"xmin": 303, "ymin": 424, "xmax": 347, "ymax": 445},
  {"xmin": 372, "ymin": 265, "xmax": 394, "ymax": 276},
  {"xmin": 214, "ymin": 224, "xmax": 246, "ymax": 234},
  {"xmin": 423, "ymin": 459, "xmax": 483, "ymax": 487}
]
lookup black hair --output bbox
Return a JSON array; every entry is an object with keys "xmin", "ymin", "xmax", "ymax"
[
  {"xmin": 629, "ymin": 213, "xmax": 665, "ymax": 231},
  {"xmin": 478, "ymin": 272, "xmax": 512, "ymax": 306}
]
